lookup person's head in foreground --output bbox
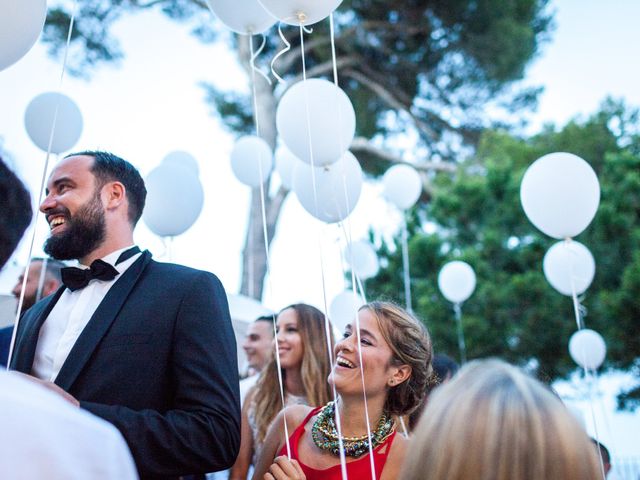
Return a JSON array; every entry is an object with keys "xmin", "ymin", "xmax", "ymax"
[
  {"xmin": 255, "ymin": 301, "xmax": 433, "ymax": 480},
  {"xmin": 0, "ymin": 157, "xmax": 32, "ymax": 270},
  {"xmin": 402, "ymin": 359, "xmax": 601, "ymax": 480}
]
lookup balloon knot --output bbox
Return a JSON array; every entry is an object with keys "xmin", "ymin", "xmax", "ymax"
[{"xmin": 297, "ymin": 11, "xmax": 307, "ymax": 23}]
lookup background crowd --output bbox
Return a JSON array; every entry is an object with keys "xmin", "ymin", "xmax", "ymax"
[{"xmin": 1, "ymin": 152, "xmax": 611, "ymax": 479}]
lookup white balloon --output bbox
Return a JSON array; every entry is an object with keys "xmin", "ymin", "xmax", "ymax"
[
  {"xmin": 230, "ymin": 136, "xmax": 274, "ymax": 187},
  {"xmin": 162, "ymin": 151, "xmax": 200, "ymax": 177},
  {"xmin": 143, "ymin": 163, "xmax": 204, "ymax": 237},
  {"xmin": 24, "ymin": 92, "xmax": 84, "ymax": 154},
  {"xmin": 438, "ymin": 261, "xmax": 477, "ymax": 303},
  {"xmin": 277, "ymin": 79, "xmax": 355, "ymax": 167},
  {"xmin": 520, "ymin": 152, "xmax": 600, "ymax": 239},
  {"xmin": 0, "ymin": 0, "xmax": 47, "ymax": 71},
  {"xmin": 382, "ymin": 164, "xmax": 422, "ymax": 210},
  {"xmin": 330, "ymin": 290, "xmax": 364, "ymax": 333},
  {"xmin": 207, "ymin": 0, "xmax": 276, "ymax": 35},
  {"xmin": 344, "ymin": 241, "xmax": 379, "ymax": 280},
  {"xmin": 569, "ymin": 329, "xmax": 606, "ymax": 370},
  {"xmin": 293, "ymin": 151, "xmax": 362, "ymax": 223},
  {"xmin": 543, "ymin": 241, "xmax": 595, "ymax": 296},
  {"xmin": 258, "ymin": 0, "xmax": 342, "ymax": 26},
  {"xmin": 275, "ymin": 146, "xmax": 299, "ymax": 190}
]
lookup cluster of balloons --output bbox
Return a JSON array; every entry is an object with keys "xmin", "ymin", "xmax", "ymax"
[
  {"xmin": 230, "ymin": 78, "xmax": 362, "ymax": 225},
  {"xmin": 24, "ymin": 92, "xmax": 84, "ymax": 153},
  {"xmin": 0, "ymin": 0, "xmax": 47, "ymax": 72},
  {"xmin": 520, "ymin": 152, "xmax": 606, "ymax": 371},
  {"xmin": 143, "ymin": 152, "xmax": 205, "ymax": 237},
  {"xmin": 207, "ymin": 0, "xmax": 343, "ymax": 33}
]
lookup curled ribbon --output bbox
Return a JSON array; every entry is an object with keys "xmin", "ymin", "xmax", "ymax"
[
  {"xmin": 270, "ymin": 22, "xmax": 292, "ymax": 85},
  {"xmin": 249, "ymin": 34, "xmax": 272, "ymax": 86}
]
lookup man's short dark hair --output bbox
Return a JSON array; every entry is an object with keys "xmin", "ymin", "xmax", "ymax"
[
  {"xmin": 66, "ymin": 151, "xmax": 147, "ymax": 225},
  {"xmin": 0, "ymin": 158, "xmax": 32, "ymax": 269},
  {"xmin": 255, "ymin": 315, "xmax": 275, "ymax": 336},
  {"xmin": 433, "ymin": 354, "xmax": 460, "ymax": 383}
]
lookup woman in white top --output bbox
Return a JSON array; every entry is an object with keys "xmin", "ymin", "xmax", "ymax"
[{"xmin": 229, "ymin": 304, "xmax": 335, "ymax": 480}]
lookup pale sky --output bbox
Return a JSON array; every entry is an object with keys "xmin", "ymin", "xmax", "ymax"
[{"xmin": 1, "ymin": 0, "xmax": 639, "ymax": 464}]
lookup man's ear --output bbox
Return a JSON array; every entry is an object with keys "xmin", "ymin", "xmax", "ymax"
[
  {"xmin": 42, "ymin": 278, "xmax": 60, "ymax": 297},
  {"xmin": 103, "ymin": 181, "xmax": 126, "ymax": 210}
]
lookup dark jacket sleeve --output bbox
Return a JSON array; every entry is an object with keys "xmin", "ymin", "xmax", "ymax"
[{"xmin": 81, "ymin": 271, "xmax": 241, "ymax": 478}]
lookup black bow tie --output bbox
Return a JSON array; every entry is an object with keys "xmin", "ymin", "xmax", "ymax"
[{"xmin": 61, "ymin": 247, "xmax": 141, "ymax": 292}]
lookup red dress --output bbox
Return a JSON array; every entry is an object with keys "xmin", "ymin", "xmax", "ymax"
[{"xmin": 277, "ymin": 406, "xmax": 397, "ymax": 479}]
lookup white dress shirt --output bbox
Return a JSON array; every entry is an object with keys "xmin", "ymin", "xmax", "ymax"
[
  {"xmin": 0, "ymin": 371, "xmax": 138, "ymax": 479},
  {"xmin": 32, "ymin": 246, "xmax": 141, "ymax": 382}
]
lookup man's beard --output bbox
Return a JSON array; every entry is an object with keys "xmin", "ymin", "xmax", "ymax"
[{"xmin": 44, "ymin": 193, "xmax": 106, "ymax": 261}]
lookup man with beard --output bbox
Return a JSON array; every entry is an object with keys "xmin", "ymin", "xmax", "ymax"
[
  {"xmin": 9, "ymin": 151, "xmax": 240, "ymax": 480},
  {"xmin": 0, "ymin": 156, "xmax": 138, "ymax": 479}
]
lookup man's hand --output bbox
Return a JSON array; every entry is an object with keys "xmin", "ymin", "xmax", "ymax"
[
  {"xmin": 264, "ymin": 456, "xmax": 306, "ymax": 480},
  {"xmin": 11, "ymin": 372, "xmax": 80, "ymax": 407}
]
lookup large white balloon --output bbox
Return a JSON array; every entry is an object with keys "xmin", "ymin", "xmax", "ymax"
[
  {"xmin": 0, "ymin": 0, "xmax": 47, "ymax": 71},
  {"xmin": 520, "ymin": 152, "xmax": 600, "ymax": 239},
  {"xmin": 230, "ymin": 136, "xmax": 274, "ymax": 187},
  {"xmin": 382, "ymin": 164, "xmax": 422, "ymax": 210},
  {"xmin": 569, "ymin": 329, "xmax": 606, "ymax": 370},
  {"xmin": 258, "ymin": 0, "xmax": 342, "ymax": 26},
  {"xmin": 275, "ymin": 146, "xmax": 299, "ymax": 190},
  {"xmin": 330, "ymin": 290, "xmax": 364, "ymax": 333},
  {"xmin": 143, "ymin": 163, "xmax": 204, "ymax": 237},
  {"xmin": 543, "ymin": 241, "xmax": 596, "ymax": 297},
  {"xmin": 277, "ymin": 79, "xmax": 355, "ymax": 167},
  {"xmin": 293, "ymin": 151, "xmax": 362, "ymax": 223},
  {"xmin": 344, "ymin": 241, "xmax": 379, "ymax": 280},
  {"xmin": 207, "ymin": 0, "xmax": 276, "ymax": 35},
  {"xmin": 438, "ymin": 261, "xmax": 477, "ymax": 303},
  {"xmin": 162, "ymin": 151, "xmax": 200, "ymax": 177},
  {"xmin": 24, "ymin": 92, "xmax": 83, "ymax": 154}
]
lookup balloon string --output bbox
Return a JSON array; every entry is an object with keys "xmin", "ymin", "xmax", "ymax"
[
  {"xmin": 584, "ymin": 367, "xmax": 607, "ymax": 480},
  {"xmin": 330, "ymin": 12, "xmax": 374, "ymax": 477},
  {"xmin": 250, "ymin": 34, "xmax": 272, "ymax": 86},
  {"xmin": 566, "ymin": 239, "xmax": 585, "ymax": 330},
  {"xmin": 453, "ymin": 302, "xmax": 467, "ymax": 364},
  {"xmin": 271, "ymin": 23, "xmax": 291, "ymax": 85},
  {"xmin": 298, "ymin": 24, "xmax": 349, "ymax": 480},
  {"xmin": 401, "ymin": 216, "xmax": 413, "ymax": 313},
  {"xmin": 249, "ymin": 33, "xmax": 292, "ymax": 460},
  {"xmin": 7, "ymin": 0, "xmax": 79, "ymax": 370}
]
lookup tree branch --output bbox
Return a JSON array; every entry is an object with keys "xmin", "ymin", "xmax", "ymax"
[
  {"xmin": 350, "ymin": 137, "xmax": 456, "ymax": 173},
  {"xmin": 289, "ymin": 56, "xmax": 358, "ymax": 83}
]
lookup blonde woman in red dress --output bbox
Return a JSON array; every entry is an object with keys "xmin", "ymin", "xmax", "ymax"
[{"xmin": 253, "ymin": 302, "xmax": 433, "ymax": 480}]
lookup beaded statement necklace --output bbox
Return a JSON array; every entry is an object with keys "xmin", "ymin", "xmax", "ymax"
[{"xmin": 311, "ymin": 401, "xmax": 395, "ymax": 458}]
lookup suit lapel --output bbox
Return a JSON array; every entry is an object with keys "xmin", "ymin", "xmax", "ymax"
[
  {"xmin": 54, "ymin": 251, "xmax": 153, "ymax": 391},
  {"xmin": 10, "ymin": 286, "xmax": 65, "ymax": 373}
]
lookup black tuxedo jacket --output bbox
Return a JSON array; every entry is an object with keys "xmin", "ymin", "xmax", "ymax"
[{"xmin": 10, "ymin": 251, "xmax": 240, "ymax": 480}]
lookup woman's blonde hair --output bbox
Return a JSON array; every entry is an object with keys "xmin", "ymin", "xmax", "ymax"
[
  {"xmin": 361, "ymin": 301, "xmax": 434, "ymax": 416},
  {"xmin": 402, "ymin": 359, "xmax": 601, "ymax": 480},
  {"xmin": 252, "ymin": 303, "xmax": 334, "ymax": 444}
]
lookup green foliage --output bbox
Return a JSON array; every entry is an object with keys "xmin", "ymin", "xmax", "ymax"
[{"xmin": 367, "ymin": 100, "xmax": 640, "ymax": 407}]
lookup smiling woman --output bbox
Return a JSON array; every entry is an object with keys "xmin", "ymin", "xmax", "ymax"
[
  {"xmin": 230, "ymin": 304, "xmax": 335, "ymax": 480},
  {"xmin": 252, "ymin": 301, "xmax": 434, "ymax": 480}
]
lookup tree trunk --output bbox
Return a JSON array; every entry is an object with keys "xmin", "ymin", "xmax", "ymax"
[{"xmin": 237, "ymin": 36, "xmax": 288, "ymax": 300}]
